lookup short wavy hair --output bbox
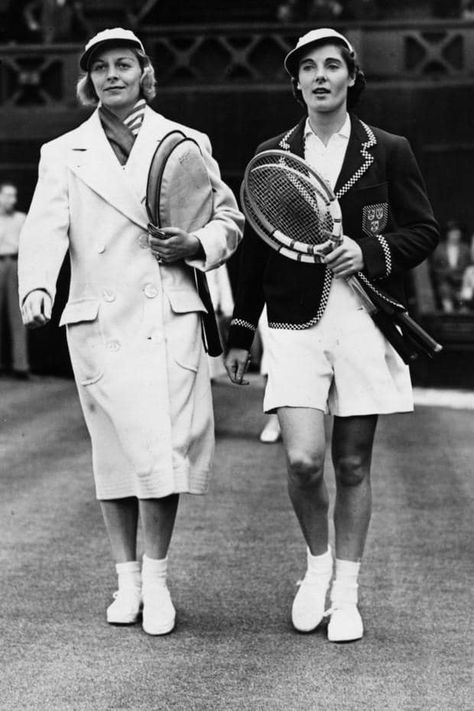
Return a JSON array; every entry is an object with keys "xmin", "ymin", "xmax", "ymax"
[
  {"xmin": 290, "ymin": 41, "xmax": 366, "ymax": 111},
  {"xmin": 76, "ymin": 47, "xmax": 157, "ymax": 106}
]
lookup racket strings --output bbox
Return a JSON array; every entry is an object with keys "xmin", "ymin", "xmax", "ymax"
[{"xmin": 247, "ymin": 167, "xmax": 333, "ymax": 246}]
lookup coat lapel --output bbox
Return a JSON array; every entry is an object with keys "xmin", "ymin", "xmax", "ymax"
[
  {"xmin": 68, "ymin": 108, "xmax": 173, "ymax": 230},
  {"xmin": 334, "ymin": 115, "xmax": 377, "ymax": 198}
]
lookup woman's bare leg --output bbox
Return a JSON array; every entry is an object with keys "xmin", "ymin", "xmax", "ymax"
[
  {"xmin": 328, "ymin": 415, "xmax": 378, "ymax": 641},
  {"xmin": 100, "ymin": 497, "xmax": 139, "ymax": 563},
  {"xmin": 278, "ymin": 407, "xmax": 332, "ymax": 631},
  {"xmin": 278, "ymin": 407, "xmax": 329, "ymax": 555},
  {"xmin": 332, "ymin": 415, "xmax": 377, "ymax": 561},
  {"xmin": 139, "ymin": 494, "xmax": 179, "ymax": 560},
  {"xmin": 139, "ymin": 495, "xmax": 180, "ymax": 636}
]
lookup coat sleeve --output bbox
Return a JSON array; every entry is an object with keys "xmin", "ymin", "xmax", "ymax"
[
  {"xmin": 226, "ymin": 221, "xmax": 270, "ymax": 351},
  {"xmin": 185, "ymin": 132, "xmax": 244, "ymax": 272},
  {"xmin": 358, "ymin": 136, "xmax": 439, "ymax": 280},
  {"xmin": 18, "ymin": 143, "xmax": 70, "ymax": 305}
]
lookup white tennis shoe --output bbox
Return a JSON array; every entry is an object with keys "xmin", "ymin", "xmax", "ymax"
[
  {"xmin": 107, "ymin": 587, "xmax": 142, "ymax": 625},
  {"xmin": 142, "ymin": 584, "xmax": 176, "ymax": 636},
  {"xmin": 259, "ymin": 416, "xmax": 281, "ymax": 443},
  {"xmin": 326, "ymin": 603, "xmax": 364, "ymax": 642},
  {"xmin": 291, "ymin": 575, "xmax": 331, "ymax": 632}
]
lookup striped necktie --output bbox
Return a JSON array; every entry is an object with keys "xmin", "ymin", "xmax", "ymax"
[{"xmin": 123, "ymin": 99, "xmax": 147, "ymax": 136}]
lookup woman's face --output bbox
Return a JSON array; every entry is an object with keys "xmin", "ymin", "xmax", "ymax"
[
  {"xmin": 297, "ymin": 43, "xmax": 354, "ymax": 115},
  {"xmin": 89, "ymin": 46, "xmax": 142, "ymax": 117}
]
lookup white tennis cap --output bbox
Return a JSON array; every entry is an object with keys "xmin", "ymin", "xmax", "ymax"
[
  {"xmin": 284, "ymin": 28, "xmax": 354, "ymax": 77},
  {"xmin": 80, "ymin": 28, "xmax": 145, "ymax": 70}
]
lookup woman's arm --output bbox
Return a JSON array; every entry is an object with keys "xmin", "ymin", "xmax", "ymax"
[
  {"xmin": 357, "ymin": 136, "xmax": 440, "ymax": 281},
  {"xmin": 184, "ymin": 133, "xmax": 244, "ymax": 272},
  {"xmin": 18, "ymin": 143, "xmax": 70, "ymax": 310},
  {"xmin": 226, "ymin": 222, "xmax": 269, "ymax": 353}
]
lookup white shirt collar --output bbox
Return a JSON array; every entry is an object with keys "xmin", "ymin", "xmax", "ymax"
[{"xmin": 304, "ymin": 113, "xmax": 351, "ymax": 141}]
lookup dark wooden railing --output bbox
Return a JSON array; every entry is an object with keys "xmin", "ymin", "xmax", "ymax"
[{"xmin": 1, "ymin": 20, "xmax": 474, "ymax": 107}]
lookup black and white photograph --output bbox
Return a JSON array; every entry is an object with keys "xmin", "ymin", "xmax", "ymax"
[{"xmin": 0, "ymin": 1, "xmax": 472, "ymax": 709}]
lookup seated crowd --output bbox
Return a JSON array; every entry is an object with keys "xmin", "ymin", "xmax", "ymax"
[
  {"xmin": 2, "ymin": 0, "xmax": 474, "ymax": 45},
  {"xmin": 430, "ymin": 219, "xmax": 474, "ymax": 312}
]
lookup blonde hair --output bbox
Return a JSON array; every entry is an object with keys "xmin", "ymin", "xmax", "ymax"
[{"xmin": 76, "ymin": 47, "xmax": 157, "ymax": 106}]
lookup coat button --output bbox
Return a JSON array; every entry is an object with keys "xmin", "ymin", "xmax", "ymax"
[
  {"xmin": 97, "ymin": 244, "xmax": 106, "ymax": 254},
  {"xmin": 143, "ymin": 283, "xmax": 158, "ymax": 299},
  {"xmin": 106, "ymin": 340, "xmax": 120, "ymax": 352},
  {"xmin": 138, "ymin": 234, "xmax": 149, "ymax": 249},
  {"xmin": 102, "ymin": 288, "xmax": 115, "ymax": 303}
]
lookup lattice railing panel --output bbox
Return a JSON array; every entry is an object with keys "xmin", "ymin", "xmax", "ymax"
[{"xmin": 1, "ymin": 22, "xmax": 474, "ymax": 107}]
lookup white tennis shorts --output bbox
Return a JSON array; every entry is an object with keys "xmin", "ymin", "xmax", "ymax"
[{"xmin": 263, "ymin": 278, "xmax": 413, "ymax": 416}]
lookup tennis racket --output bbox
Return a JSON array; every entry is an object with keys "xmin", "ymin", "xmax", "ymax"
[
  {"xmin": 146, "ymin": 132, "xmax": 222, "ymax": 356},
  {"xmin": 242, "ymin": 149, "xmax": 442, "ymax": 361},
  {"xmin": 146, "ymin": 130, "xmax": 186, "ymax": 226}
]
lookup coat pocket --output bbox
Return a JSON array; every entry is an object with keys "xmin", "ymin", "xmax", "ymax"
[
  {"xmin": 165, "ymin": 289, "xmax": 207, "ymax": 315},
  {"xmin": 165, "ymin": 289, "xmax": 206, "ymax": 372},
  {"xmin": 60, "ymin": 299, "xmax": 104, "ymax": 386}
]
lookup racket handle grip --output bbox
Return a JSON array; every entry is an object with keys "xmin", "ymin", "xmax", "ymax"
[
  {"xmin": 394, "ymin": 312, "xmax": 443, "ymax": 357},
  {"xmin": 370, "ymin": 312, "xmax": 419, "ymax": 364}
]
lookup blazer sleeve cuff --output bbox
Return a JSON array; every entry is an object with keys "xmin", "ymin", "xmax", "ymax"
[{"xmin": 227, "ymin": 319, "xmax": 257, "ymax": 351}]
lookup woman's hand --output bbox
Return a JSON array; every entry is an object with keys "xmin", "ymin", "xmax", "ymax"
[
  {"xmin": 21, "ymin": 289, "xmax": 52, "ymax": 329},
  {"xmin": 323, "ymin": 235, "xmax": 364, "ymax": 278},
  {"xmin": 224, "ymin": 348, "xmax": 251, "ymax": 386},
  {"xmin": 148, "ymin": 226, "xmax": 202, "ymax": 264}
]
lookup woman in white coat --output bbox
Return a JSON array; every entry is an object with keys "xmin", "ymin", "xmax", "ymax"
[{"xmin": 19, "ymin": 28, "xmax": 244, "ymax": 635}]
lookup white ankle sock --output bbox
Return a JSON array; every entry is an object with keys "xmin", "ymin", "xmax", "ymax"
[
  {"xmin": 306, "ymin": 546, "xmax": 333, "ymax": 578},
  {"xmin": 331, "ymin": 559, "xmax": 360, "ymax": 605},
  {"xmin": 115, "ymin": 560, "xmax": 141, "ymax": 590},
  {"xmin": 142, "ymin": 554, "xmax": 168, "ymax": 588}
]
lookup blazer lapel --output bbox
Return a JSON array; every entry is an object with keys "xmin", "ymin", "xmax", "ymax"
[
  {"xmin": 334, "ymin": 115, "xmax": 377, "ymax": 198},
  {"xmin": 277, "ymin": 114, "xmax": 377, "ymax": 199},
  {"xmin": 68, "ymin": 110, "xmax": 149, "ymax": 230},
  {"xmin": 278, "ymin": 117, "xmax": 306, "ymax": 156}
]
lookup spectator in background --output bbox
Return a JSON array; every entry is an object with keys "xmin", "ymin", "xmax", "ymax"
[
  {"xmin": 307, "ymin": 0, "xmax": 344, "ymax": 20},
  {"xmin": 459, "ymin": 231, "xmax": 474, "ymax": 309},
  {"xmin": 23, "ymin": 0, "xmax": 88, "ymax": 43},
  {"xmin": 431, "ymin": 220, "xmax": 471, "ymax": 312},
  {"xmin": 460, "ymin": 263, "xmax": 474, "ymax": 309},
  {"xmin": 461, "ymin": 0, "xmax": 474, "ymax": 19},
  {"xmin": 0, "ymin": 182, "xmax": 29, "ymax": 378},
  {"xmin": 431, "ymin": 0, "xmax": 462, "ymax": 18},
  {"xmin": 276, "ymin": 0, "xmax": 305, "ymax": 22},
  {"xmin": 343, "ymin": 0, "xmax": 378, "ymax": 19}
]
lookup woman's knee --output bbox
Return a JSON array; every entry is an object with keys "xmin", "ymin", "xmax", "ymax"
[
  {"xmin": 286, "ymin": 450, "xmax": 325, "ymax": 489},
  {"xmin": 334, "ymin": 455, "xmax": 369, "ymax": 487}
]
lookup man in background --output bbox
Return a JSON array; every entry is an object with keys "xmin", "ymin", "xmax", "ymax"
[{"xmin": 0, "ymin": 181, "xmax": 29, "ymax": 378}]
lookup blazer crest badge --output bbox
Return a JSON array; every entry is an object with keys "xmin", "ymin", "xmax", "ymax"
[{"xmin": 362, "ymin": 203, "xmax": 388, "ymax": 236}]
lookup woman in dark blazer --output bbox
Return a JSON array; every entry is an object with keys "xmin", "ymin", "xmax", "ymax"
[{"xmin": 226, "ymin": 28, "xmax": 439, "ymax": 642}]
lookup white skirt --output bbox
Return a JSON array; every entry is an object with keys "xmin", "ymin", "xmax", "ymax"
[{"xmin": 263, "ymin": 278, "xmax": 413, "ymax": 417}]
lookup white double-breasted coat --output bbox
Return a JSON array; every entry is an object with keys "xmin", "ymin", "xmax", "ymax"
[{"xmin": 19, "ymin": 106, "xmax": 244, "ymax": 499}]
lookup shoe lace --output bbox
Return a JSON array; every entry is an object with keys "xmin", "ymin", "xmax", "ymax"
[
  {"xmin": 112, "ymin": 587, "xmax": 140, "ymax": 600},
  {"xmin": 296, "ymin": 574, "xmax": 331, "ymax": 588},
  {"xmin": 323, "ymin": 602, "xmax": 357, "ymax": 617}
]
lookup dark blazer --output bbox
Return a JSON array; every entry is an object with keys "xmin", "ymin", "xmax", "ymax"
[{"xmin": 228, "ymin": 114, "xmax": 439, "ymax": 351}]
